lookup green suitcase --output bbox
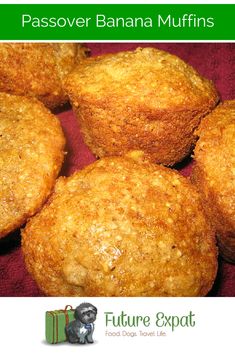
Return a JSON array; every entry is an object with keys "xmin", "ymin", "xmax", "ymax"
[{"xmin": 45, "ymin": 305, "xmax": 75, "ymax": 344}]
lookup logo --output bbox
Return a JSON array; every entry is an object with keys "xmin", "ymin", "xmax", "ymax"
[{"xmin": 45, "ymin": 303, "xmax": 98, "ymax": 345}]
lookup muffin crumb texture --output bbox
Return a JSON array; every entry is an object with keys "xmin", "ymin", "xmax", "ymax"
[
  {"xmin": 192, "ymin": 100, "xmax": 235, "ymax": 263},
  {"xmin": 0, "ymin": 93, "xmax": 65, "ymax": 237},
  {"xmin": 0, "ymin": 43, "xmax": 88, "ymax": 109},
  {"xmin": 65, "ymin": 47, "xmax": 219, "ymax": 165},
  {"xmin": 22, "ymin": 154, "xmax": 217, "ymax": 296}
]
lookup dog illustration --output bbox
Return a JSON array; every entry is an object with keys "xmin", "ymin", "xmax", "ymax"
[{"xmin": 65, "ymin": 303, "xmax": 97, "ymax": 344}]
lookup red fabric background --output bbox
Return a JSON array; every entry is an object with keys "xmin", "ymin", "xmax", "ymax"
[{"xmin": 0, "ymin": 43, "xmax": 234, "ymax": 297}]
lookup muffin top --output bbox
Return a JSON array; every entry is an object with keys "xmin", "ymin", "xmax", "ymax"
[
  {"xmin": 0, "ymin": 93, "xmax": 65, "ymax": 237},
  {"xmin": 0, "ymin": 43, "xmax": 88, "ymax": 108},
  {"xmin": 22, "ymin": 151, "xmax": 217, "ymax": 297},
  {"xmin": 193, "ymin": 100, "xmax": 235, "ymax": 228},
  {"xmin": 65, "ymin": 47, "xmax": 218, "ymax": 111}
]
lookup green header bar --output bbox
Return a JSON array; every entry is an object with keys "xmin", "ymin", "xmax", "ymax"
[{"xmin": 0, "ymin": 4, "xmax": 234, "ymax": 40}]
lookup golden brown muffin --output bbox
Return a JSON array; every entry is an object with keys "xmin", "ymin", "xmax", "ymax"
[
  {"xmin": 65, "ymin": 47, "xmax": 219, "ymax": 165},
  {"xmin": 191, "ymin": 101, "xmax": 235, "ymax": 263},
  {"xmin": 0, "ymin": 43, "xmax": 88, "ymax": 109},
  {"xmin": 22, "ymin": 151, "xmax": 217, "ymax": 297},
  {"xmin": 0, "ymin": 93, "xmax": 65, "ymax": 238}
]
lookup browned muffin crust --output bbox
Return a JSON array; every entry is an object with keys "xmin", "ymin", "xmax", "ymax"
[
  {"xmin": 0, "ymin": 93, "xmax": 65, "ymax": 238},
  {"xmin": 191, "ymin": 101, "xmax": 235, "ymax": 262},
  {"xmin": 0, "ymin": 43, "xmax": 88, "ymax": 109},
  {"xmin": 65, "ymin": 47, "xmax": 219, "ymax": 165},
  {"xmin": 22, "ymin": 151, "xmax": 217, "ymax": 297}
]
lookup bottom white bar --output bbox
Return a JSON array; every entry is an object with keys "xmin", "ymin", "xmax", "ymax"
[{"xmin": 0, "ymin": 297, "xmax": 233, "ymax": 353}]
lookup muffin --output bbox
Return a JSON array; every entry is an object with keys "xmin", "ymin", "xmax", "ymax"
[
  {"xmin": 191, "ymin": 101, "xmax": 235, "ymax": 262},
  {"xmin": 22, "ymin": 151, "xmax": 217, "ymax": 297},
  {"xmin": 0, "ymin": 93, "xmax": 65, "ymax": 238},
  {"xmin": 65, "ymin": 47, "xmax": 219, "ymax": 165},
  {"xmin": 0, "ymin": 43, "xmax": 88, "ymax": 109}
]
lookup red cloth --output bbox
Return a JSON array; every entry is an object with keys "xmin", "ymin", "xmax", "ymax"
[{"xmin": 0, "ymin": 43, "xmax": 234, "ymax": 297}]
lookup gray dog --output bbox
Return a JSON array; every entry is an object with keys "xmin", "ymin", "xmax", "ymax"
[{"xmin": 65, "ymin": 303, "xmax": 97, "ymax": 344}]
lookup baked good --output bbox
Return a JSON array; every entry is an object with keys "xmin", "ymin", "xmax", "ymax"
[
  {"xmin": 0, "ymin": 43, "xmax": 88, "ymax": 109},
  {"xmin": 0, "ymin": 93, "xmax": 65, "ymax": 237},
  {"xmin": 22, "ymin": 151, "xmax": 217, "ymax": 296},
  {"xmin": 65, "ymin": 47, "xmax": 219, "ymax": 165},
  {"xmin": 191, "ymin": 101, "xmax": 235, "ymax": 262}
]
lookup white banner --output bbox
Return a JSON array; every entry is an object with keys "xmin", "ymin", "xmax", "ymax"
[{"xmin": 0, "ymin": 297, "xmax": 233, "ymax": 352}]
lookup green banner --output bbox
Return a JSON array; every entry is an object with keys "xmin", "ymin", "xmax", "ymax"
[{"xmin": 0, "ymin": 4, "xmax": 234, "ymax": 40}]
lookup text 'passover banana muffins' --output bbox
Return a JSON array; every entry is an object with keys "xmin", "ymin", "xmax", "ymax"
[
  {"xmin": 22, "ymin": 151, "xmax": 217, "ymax": 297},
  {"xmin": 0, "ymin": 43, "xmax": 88, "ymax": 109},
  {"xmin": 65, "ymin": 47, "xmax": 219, "ymax": 165},
  {"xmin": 0, "ymin": 93, "xmax": 65, "ymax": 238},
  {"xmin": 191, "ymin": 101, "xmax": 235, "ymax": 263}
]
